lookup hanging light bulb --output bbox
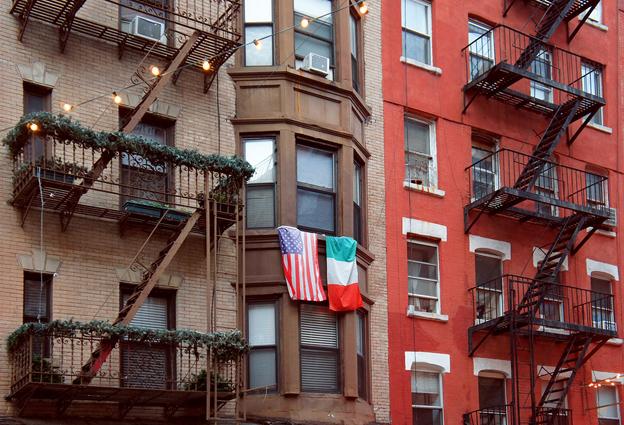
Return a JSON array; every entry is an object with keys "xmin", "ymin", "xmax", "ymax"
[
  {"xmin": 202, "ymin": 60, "xmax": 211, "ymax": 71},
  {"xmin": 253, "ymin": 39, "xmax": 262, "ymax": 49},
  {"xmin": 301, "ymin": 17, "xmax": 310, "ymax": 28},
  {"xmin": 62, "ymin": 103, "xmax": 73, "ymax": 112},
  {"xmin": 151, "ymin": 65, "xmax": 161, "ymax": 77},
  {"xmin": 28, "ymin": 122, "xmax": 39, "ymax": 132},
  {"xmin": 358, "ymin": 1, "xmax": 369, "ymax": 15},
  {"xmin": 113, "ymin": 92, "xmax": 122, "ymax": 104}
]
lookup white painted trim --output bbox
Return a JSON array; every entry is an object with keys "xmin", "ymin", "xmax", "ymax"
[
  {"xmin": 400, "ymin": 56, "xmax": 443, "ymax": 75},
  {"xmin": 588, "ymin": 122, "xmax": 613, "ymax": 134},
  {"xmin": 539, "ymin": 365, "xmax": 572, "ymax": 380},
  {"xmin": 403, "ymin": 181, "xmax": 445, "ymax": 197},
  {"xmin": 403, "ymin": 217, "xmax": 447, "ymax": 241},
  {"xmin": 405, "ymin": 351, "xmax": 450, "ymax": 373},
  {"xmin": 587, "ymin": 259, "xmax": 619, "ymax": 281},
  {"xmin": 607, "ymin": 338, "xmax": 623, "ymax": 346},
  {"xmin": 407, "ymin": 310, "xmax": 448, "ymax": 322},
  {"xmin": 17, "ymin": 249, "xmax": 62, "ymax": 274},
  {"xmin": 469, "ymin": 235, "xmax": 511, "ymax": 261},
  {"xmin": 533, "ymin": 247, "xmax": 568, "ymax": 271},
  {"xmin": 473, "ymin": 358, "xmax": 511, "ymax": 378},
  {"xmin": 592, "ymin": 371, "xmax": 624, "ymax": 383}
]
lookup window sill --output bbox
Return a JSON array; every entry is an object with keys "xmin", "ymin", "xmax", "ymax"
[
  {"xmin": 400, "ymin": 57, "xmax": 442, "ymax": 76},
  {"xmin": 403, "ymin": 181, "xmax": 445, "ymax": 198},
  {"xmin": 588, "ymin": 122, "xmax": 613, "ymax": 134},
  {"xmin": 584, "ymin": 19, "xmax": 608, "ymax": 32},
  {"xmin": 607, "ymin": 338, "xmax": 623, "ymax": 346},
  {"xmin": 587, "ymin": 227, "xmax": 617, "ymax": 238},
  {"xmin": 407, "ymin": 310, "xmax": 449, "ymax": 322}
]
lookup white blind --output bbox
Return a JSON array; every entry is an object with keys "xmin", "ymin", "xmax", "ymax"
[
  {"xmin": 248, "ymin": 303, "xmax": 276, "ymax": 346},
  {"xmin": 412, "ymin": 371, "xmax": 440, "ymax": 395},
  {"xmin": 301, "ymin": 349, "xmax": 339, "ymax": 392},
  {"xmin": 597, "ymin": 386, "xmax": 619, "ymax": 419},
  {"xmin": 123, "ymin": 294, "xmax": 169, "ymax": 330},
  {"xmin": 300, "ymin": 304, "xmax": 338, "ymax": 348}
]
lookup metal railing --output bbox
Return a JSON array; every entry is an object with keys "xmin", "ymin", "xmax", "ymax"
[
  {"xmin": 466, "ymin": 149, "xmax": 609, "ymax": 216},
  {"xmin": 463, "ymin": 405, "xmax": 573, "ymax": 425},
  {"xmin": 9, "ymin": 328, "xmax": 239, "ymax": 397},
  {"xmin": 463, "ymin": 25, "xmax": 603, "ymax": 96},
  {"xmin": 469, "ymin": 274, "xmax": 617, "ymax": 334}
]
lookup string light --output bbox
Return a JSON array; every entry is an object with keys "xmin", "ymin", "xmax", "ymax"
[
  {"xmin": 113, "ymin": 92, "xmax": 122, "ymax": 104},
  {"xmin": 28, "ymin": 123, "xmax": 39, "ymax": 132},
  {"xmin": 359, "ymin": 1, "xmax": 369, "ymax": 15},
  {"xmin": 151, "ymin": 66, "xmax": 160, "ymax": 77},
  {"xmin": 300, "ymin": 17, "xmax": 310, "ymax": 28},
  {"xmin": 253, "ymin": 39, "xmax": 262, "ymax": 49},
  {"xmin": 62, "ymin": 103, "xmax": 73, "ymax": 112},
  {"xmin": 202, "ymin": 60, "xmax": 211, "ymax": 71}
]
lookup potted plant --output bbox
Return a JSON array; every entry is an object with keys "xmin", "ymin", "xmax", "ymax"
[
  {"xmin": 14, "ymin": 157, "xmax": 89, "ymax": 185},
  {"xmin": 183, "ymin": 369, "xmax": 233, "ymax": 393},
  {"xmin": 122, "ymin": 199, "xmax": 190, "ymax": 222},
  {"xmin": 31, "ymin": 355, "xmax": 64, "ymax": 384}
]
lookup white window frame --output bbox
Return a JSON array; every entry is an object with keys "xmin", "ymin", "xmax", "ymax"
[
  {"xmin": 531, "ymin": 49, "xmax": 554, "ymax": 103},
  {"xmin": 468, "ymin": 20, "xmax": 495, "ymax": 80},
  {"xmin": 407, "ymin": 239, "xmax": 441, "ymax": 314},
  {"xmin": 591, "ymin": 275, "xmax": 616, "ymax": 330},
  {"xmin": 597, "ymin": 385, "xmax": 621, "ymax": 425},
  {"xmin": 471, "ymin": 143, "xmax": 500, "ymax": 202},
  {"xmin": 401, "ymin": 0, "xmax": 433, "ymax": 66},
  {"xmin": 586, "ymin": 170, "xmax": 609, "ymax": 208},
  {"xmin": 581, "ymin": 62, "xmax": 604, "ymax": 125},
  {"xmin": 474, "ymin": 252, "xmax": 504, "ymax": 324},
  {"xmin": 411, "ymin": 368, "xmax": 444, "ymax": 425},
  {"xmin": 404, "ymin": 116, "xmax": 438, "ymax": 188},
  {"xmin": 535, "ymin": 161, "xmax": 559, "ymax": 217}
]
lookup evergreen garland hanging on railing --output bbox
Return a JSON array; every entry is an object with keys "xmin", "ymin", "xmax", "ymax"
[{"xmin": 2, "ymin": 112, "xmax": 255, "ymax": 183}]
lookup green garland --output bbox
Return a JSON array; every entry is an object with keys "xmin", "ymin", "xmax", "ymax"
[
  {"xmin": 7, "ymin": 320, "xmax": 248, "ymax": 361},
  {"xmin": 2, "ymin": 112, "xmax": 255, "ymax": 183}
]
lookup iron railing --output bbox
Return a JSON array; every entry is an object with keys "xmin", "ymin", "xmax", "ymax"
[
  {"xmin": 467, "ymin": 148, "xmax": 609, "ymax": 216},
  {"xmin": 463, "ymin": 25, "xmax": 603, "ymax": 98},
  {"xmin": 469, "ymin": 274, "xmax": 617, "ymax": 334},
  {"xmin": 463, "ymin": 405, "xmax": 573, "ymax": 425},
  {"xmin": 9, "ymin": 327, "xmax": 239, "ymax": 398}
]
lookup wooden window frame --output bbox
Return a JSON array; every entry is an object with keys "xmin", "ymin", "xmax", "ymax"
[
  {"xmin": 293, "ymin": 0, "xmax": 336, "ymax": 77},
  {"xmin": 246, "ymin": 298, "xmax": 279, "ymax": 392},
  {"xmin": 243, "ymin": 136, "xmax": 278, "ymax": 229},
  {"xmin": 243, "ymin": 0, "xmax": 275, "ymax": 66}
]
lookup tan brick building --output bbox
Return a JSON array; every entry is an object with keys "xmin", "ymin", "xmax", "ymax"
[{"xmin": 0, "ymin": 0, "xmax": 388, "ymax": 424}]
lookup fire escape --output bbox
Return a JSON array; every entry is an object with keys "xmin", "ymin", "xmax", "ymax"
[
  {"xmin": 6, "ymin": 0, "xmax": 247, "ymax": 421},
  {"xmin": 462, "ymin": 2, "xmax": 613, "ymax": 425}
]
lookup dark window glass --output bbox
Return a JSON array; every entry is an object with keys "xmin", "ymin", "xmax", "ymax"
[
  {"xmin": 354, "ymin": 161, "xmax": 363, "ymax": 244},
  {"xmin": 357, "ymin": 311, "xmax": 368, "ymax": 400},
  {"xmin": 244, "ymin": 138, "xmax": 276, "ymax": 228},
  {"xmin": 244, "ymin": 0, "xmax": 274, "ymax": 65},
  {"xmin": 23, "ymin": 84, "xmax": 51, "ymax": 161},
  {"xmin": 297, "ymin": 145, "xmax": 335, "ymax": 233}
]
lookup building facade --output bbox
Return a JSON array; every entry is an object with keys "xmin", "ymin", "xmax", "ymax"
[
  {"xmin": 0, "ymin": 1, "xmax": 388, "ymax": 424},
  {"xmin": 384, "ymin": 0, "xmax": 623, "ymax": 424}
]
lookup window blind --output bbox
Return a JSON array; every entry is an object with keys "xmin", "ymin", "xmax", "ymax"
[
  {"xmin": 123, "ymin": 294, "xmax": 169, "ymax": 330},
  {"xmin": 300, "ymin": 304, "xmax": 338, "ymax": 348}
]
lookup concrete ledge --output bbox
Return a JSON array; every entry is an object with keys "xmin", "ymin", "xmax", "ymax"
[{"xmin": 400, "ymin": 56, "xmax": 442, "ymax": 75}]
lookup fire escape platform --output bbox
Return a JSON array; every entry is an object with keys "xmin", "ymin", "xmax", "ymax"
[{"xmin": 527, "ymin": 0, "xmax": 600, "ymax": 20}]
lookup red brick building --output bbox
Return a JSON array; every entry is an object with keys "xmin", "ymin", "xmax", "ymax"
[{"xmin": 383, "ymin": 1, "xmax": 623, "ymax": 424}]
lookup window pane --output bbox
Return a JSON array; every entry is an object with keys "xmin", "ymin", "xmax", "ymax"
[
  {"xmin": 475, "ymin": 255, "xmax": 502, "ymax": 287},
  {"xmin": 408, "ymin": 243, "xmax": 437, "ymax": 264},
  {"xmin": 405, "ymin": 119, "xmax": 430, "ymax": 155},
  {"xmin": 413, "ymin": 408, "xmax": 442, "ymax": 425},
  {"xmin": 403, "ymin": 30, "xmax": 430, "ymax": 64},
  {"xmin": 301, "ymin": 348, "xmax": 339, "ymax": 392},
  {"xmin": 408, "ymin": 278, "xmax": 437, "ymax": 297},
  {"xmin": 403, "ymin": 0, "xmax": 430, "ymax": 34},
  {"xmin": 597, "ymin": 387, "xmax": 619, "ymax": 419},
  {"xmin": 297, "ymin": 146, "xmax": 334, "ymax": 189},
  {"xmin": 350, "ymin": 14, "xmax": 358, "ymax": 56},
  {"xmin": 124, "ymin": 294, "xmax": 169, "ymax": 330},
  {"xmin": 249, "ymin": 348, "xmax": 277, "ymax": 388},
  {"xmin": 412, "ymin": 371, "xmax": 441, "ymax": 405},
  {"xmin": 247, "ymin": 185, "xmax": 275, "ymax": 228},
  {"xmin": 245, "ymin": 138, "xmax": 275, "ymax": 183},
  {"xmin": 592, "ymin": 277, "xmax": 612, "ymax": 295},
  {"xmin": 244, "ymin": 0, "xmax": 272, "ymax": 23},
  {"xmin": 294, "ymin": 0, "xmax": 332, "ymax": 22},
  {"xmin": 300, "ymin": 304, "xmax": 338, "ymax": 348},
  {"xmin": 24, "ymin": 276, "xmax": 50, "ymax": 319},
  {"xmin": 245, "ymin": 26, "xmax": 273, "ymax": 66},
  {"xmin": 295, "ymin": 32, "xmax": 333, "ymax": 61},
  {"xmin": 25, "ymin": 92, "xmax": 49, "ymax": 114},
  {"xmin": 354, "ymin": 163, "xmax": 362, "ymax": 205},
  {"xmin": 297, "ymin": 189, "xmax": 334, "ymax": 232},
  {"xmin": 248, "ymin": 303, "xmax": 276, "ymax": 346},
  {"xmin": 479, "ymin": 376, "xmax": 506, "ymax": 408}
]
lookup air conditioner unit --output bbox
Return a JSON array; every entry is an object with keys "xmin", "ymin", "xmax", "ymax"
[
  {"xmin": 131, "ymin": 16, "xmax": 165, "ymax": 42},
  {"xmin": 302, "ymin": 53, "xmax": 330, "ymax": 76},
  {"xmin": 604, "ymin": 207, "xmax": 617, "ymax": 228}
]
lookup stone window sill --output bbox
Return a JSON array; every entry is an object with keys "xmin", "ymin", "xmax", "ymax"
[
  {"xmin": 588, "ymin": 122, "xmax": 613, "ymax": 134},
  {"xmin": 403, "ymin": 181, "xmax": 445, "ymax": 198},
  {"xmin": 607, "ymin": 338, "xmax": 623, "ymax": 346},
  {"xmin": 400, "ymin": 56, "xmax": 442, "ymax": 76},
  {"xmin": 407, "ymin": 310, "xmax": 449, "ymax": 322},
  {"xmin": 587, "ymin": 227, "xmax": 616, "ymax": 238},
  {"xmin": 584, "ymin": 19, "xmax": 608, "ymax": 32}
]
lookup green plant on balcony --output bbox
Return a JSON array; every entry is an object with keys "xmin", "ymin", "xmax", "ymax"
[
  {"xmin": 184, "ymin": 369, "xmax": 234, "ymax": 393},
  {"xmin": 13, "ymin": 157, "xmax": 90, "ymax": 184},
  {"xmin": 31, "ymin": 355, "xmax": 63, "ymax": 384}
]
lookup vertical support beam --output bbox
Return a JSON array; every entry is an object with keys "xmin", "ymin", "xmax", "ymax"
[{"xmin": 342, "ymin": 311, "xmax": 358, "ymax": 398}]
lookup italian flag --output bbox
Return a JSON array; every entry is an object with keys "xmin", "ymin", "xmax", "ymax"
[{"xmin": 326, "ymin": 236, "xmax": 363, "ymax": 312}]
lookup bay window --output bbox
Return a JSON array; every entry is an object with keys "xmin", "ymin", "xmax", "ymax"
[
  {"xmin": 300, "ymin": 304, "xmax": 340, "ymax": 393},
  {"xmin": 296, "ymin": 145, "xmax": 336, "ymax": 233},
  {"xmin": 244, "ymin": 138, "xmax": 276, "ymax": 228},
  {"xmin": 294, "ymin": 0, "xmax": 334, "ymax": 79},
  {"xmin": 244, "ymin": 0, "xmax": 274, "ymax": 66}
]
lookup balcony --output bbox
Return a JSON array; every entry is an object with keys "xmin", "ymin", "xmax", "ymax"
[
  {"xmin": 468, "ymin": 274, "xmax": 618, "ymax": 341},
  {"xmin": 5, "ymin": 113, "xmax": 252, "ymax": 233},
  {"xmin": 465, "ymin": 149, "xmax": 609, "ymax": 230},
  {"xmin": 463, "ymin": 405, "xmax": 572, "ymax": 425},
  {"xmin": 462, "ymin": 25, "xmax": 604, "ymax": 119},
  {"xmin": 7, "ymin": 321, "xmax": 246, "ymax": 419}
]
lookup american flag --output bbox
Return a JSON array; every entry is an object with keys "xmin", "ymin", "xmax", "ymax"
[{"xmin": 277, "ymin": 226, "xmax": 326, "ymax": 302}]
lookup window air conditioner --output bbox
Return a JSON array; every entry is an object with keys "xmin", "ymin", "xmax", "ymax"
[
  {"xmin": 604, "ymin": 207, "xmax": 617, "ymax": 228},
  {"xmin": 131, "ymin": 16, "xmax": 165, "ymax": 42},
  {"xmin": 302, "ymin": 53, "xmax": 330, "ymax": 76}
]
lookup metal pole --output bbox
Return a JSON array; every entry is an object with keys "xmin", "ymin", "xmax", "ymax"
[{"xmin": 204, "ymin": 172, "xmax": 212, "ymax": 423}]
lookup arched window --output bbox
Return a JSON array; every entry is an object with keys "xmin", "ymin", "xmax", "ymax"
[{"xmin": 478, "ymin": 371, "xmax": 508, "ymax": 424}]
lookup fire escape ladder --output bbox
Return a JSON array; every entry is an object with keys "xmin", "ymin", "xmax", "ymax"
[
  {"xmin": 513, "ymin": 99, "xmax": 581, "ymax": 193},
  {"xmin": 73, "ymin": 209, "xmax": 203, "ymax": 385}
]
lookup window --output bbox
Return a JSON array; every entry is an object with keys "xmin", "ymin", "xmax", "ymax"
[
  {"xmin": 353, "ymin": 161, "xmax": 364, "ymax": 244},
  {"xmin": 120, "ymin": 0, "xmax": 166, "ymax": 42},
  {"xmin": 475, "ymin": 253, "xmax": 503, "ymax": 322},
  {"xmin": 244, "ymin": 138, "xmax": 276, "ymax": 228},
  {"xmin": 402, "ymin": 0, "xmax": 432, "ymax": 65},
  {"xmin": 296, "ymin": 145, "xmax": 336, "ymax": 233},
  {"xmin": 121, "ymin": 288, "xmax": 175, "ymax": 389},
  {"xmin": 356, "ymin": 311, "xmax": 368, "ymax": 400},
  {"xmin": 412, "ymin": 370, "xmax": 443, "ymax": 425},
  {"xmin": 24, "ymin": 272, "xmax": 53, "ymax": 365},
  {"xmin": 244, "ymin": 0, "xmax": 273, "ymax": 66},
  {"xmin": 478, "ymin": 373, "xmax": 507, "ymax": 425},
  {"xmin": 531, "ymin": 49, "xmax": 553, "ymax": 102},
  {"xmin": 300, "ymin": 304, "xmax": 340, "ymax": 393},
  {"xmin": 536, "ymin": 161, "xmax": 559, "ymax": 217},
  {"xmin": 581, "ymin": 1, "xmax": 602, "ymax": 23},
  {"xmin": 120, "ymin": 117, "xmax": 173, "ymax": 204},
  {"xmin": 586, "ymin": 171, "xmax": 608, "ymax": 208},
  {"xmin": 597, "ymin": 386, "xmax": 621, "ymax": 425},
  {"xmin": 350, "ymin": 11, "xmax": 361, "ymax": 92},
  {"xmin": 468, "ymin": 20, "xmax": 494, "ymax": 80},
  {"xmin": 407, "ymin": 241, "xmax": 439, "ymax": 314},
  {"xmin": 541, "ymin": 380, "xmax": 568, "ymax": 417},
  {"xmin": 294, "ymin": 0, "xmax": 334, "ymax": 79},
  {"xmin": 247, "ymin": 302, "xmax": 278, "ymax": 391},
  {"xmin": 471, "ymin": 143, "xmax": 498, "ymax": 200},
  {"xmin": 591, "ymin": 276, "xmax": 616, "ymax": 331},
  {"xmin": 581, "ymin": 62, "xmax": 604, "ymax": 125},
  {"xmin": 405, "ymin": 117, "xmax": 436, "ymax": 187},
  {"xmin": 23, "ymin": 83, "xmax": 51, "ymax": 161},
  {"xmin": 540, "ymin": 275, "xmax": 564, "ymax": 323}
]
